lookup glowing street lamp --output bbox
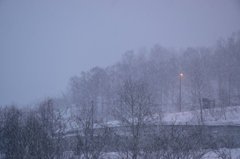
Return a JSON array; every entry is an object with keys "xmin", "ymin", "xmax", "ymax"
[{"xmin": 180, "ymin": 73, "xmax": 183, "ymax": 112}]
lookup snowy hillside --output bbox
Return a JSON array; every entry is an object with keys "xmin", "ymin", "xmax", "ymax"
[
  {"xmin": 163, "ymin": 106, "xmax": 240, "ymax": 126},
  {"xmin": 104, "ymin": 106, "xmax": 240, "ymax": 128}
]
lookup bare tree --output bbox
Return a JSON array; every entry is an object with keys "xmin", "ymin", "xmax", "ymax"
[
  {"xmin": 0, "ymin": 105, "xmax": 25, "ymax": 159},
  {"xmin": 35, "ymin": 98, "xmax": 67, "ymax": 159},
  {"xmin": 113, "ymin": 78, "xmax": 159, "ymax": 159},
  {"xmin": 70, "ymin": 101, "xmax": 111, "ymax": 159},
  {"xmin": 182, "ymin": 47, "xmax": 214, "ymax": 123},
  {"xmin": 214, "ymin": 33, "xmax": 240, "ymax": 107}
]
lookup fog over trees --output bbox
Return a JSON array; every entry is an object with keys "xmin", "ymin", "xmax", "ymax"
[{"xmin": 1, "ymin": 32, "xmax": 240, "ymax": 158}]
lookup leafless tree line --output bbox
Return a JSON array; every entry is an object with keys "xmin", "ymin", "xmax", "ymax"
[
  {"xmin": 0, "ymin": 100, "xmax": 239, "ymax": 159},
  {"xmin": 0, "ymin": 79, "xmax": 239, "ymax": 159},
  {"xmin": 0, "ymin": 99, "xmax": 67, "ymax": 159},
  {"xmin": 1, "ymin": 32, "xmax": 240, "ymax": 158}
]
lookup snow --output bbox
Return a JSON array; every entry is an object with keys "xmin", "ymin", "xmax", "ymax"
[
  {"xmin": 99, "ymin": 148, "xmax": 240, "ymax": 159},
  {"xmin": 62, "ymin": 106, "xmax": 240, "ymax": 158},
  {"xmin": 202, "ymin": 148, "xmax": 240, "ymax": 159},
  {"xmin": 162, "ymin": 106, "xmax": 240, "ymax": 126},
  {"xmin": 104, "ymin": 106, "xmax": 240, "ymax": 127},
  {"xmin": 63, "ymin": 105, "xmax": 240, "ymax": 135},
  {"xmin": 105, "ymin": 106, "xmax": 240, "ymax": 127}
]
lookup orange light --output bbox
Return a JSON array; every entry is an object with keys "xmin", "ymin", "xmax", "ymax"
[{"xmin": 180, "ymin": 73, "xmax": 183, "ymax": 77}]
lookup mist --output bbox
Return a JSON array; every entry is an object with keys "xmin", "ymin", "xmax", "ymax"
[{"xmin": 1, "ymin": 0, "xmax": 240, "ymax": 106}]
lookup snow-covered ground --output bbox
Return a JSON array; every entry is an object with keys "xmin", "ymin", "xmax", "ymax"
[
  {"xmin": 64, "ymin": 105, "xmax": 240, "ymax": 134},
  {"xmin": 100, "ymin": 148, "xmax": 240, "ymax": 159},
  {"xmin": 163, "ymin": 106, "xmax": 240, "ymax": 126},
  {"xmin": 63, "ymin": 106, "xmax": 240, "ymax": 159},
  {"xmin": 105, "ymin": 106, "xmax": 240, "ymax": 127},
  {"xmin": 202, "ymin": 148, "xmax": 240, "ymax": 159}
]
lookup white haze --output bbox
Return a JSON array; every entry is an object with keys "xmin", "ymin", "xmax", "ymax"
[{"xmin": 0, "ymin": 0, "xmax": 240, "ymax": 106}]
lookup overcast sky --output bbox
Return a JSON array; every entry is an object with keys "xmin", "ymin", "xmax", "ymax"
[{"xmin": 0, "ymin": 0, "xmax": 240, "ymax": 107}]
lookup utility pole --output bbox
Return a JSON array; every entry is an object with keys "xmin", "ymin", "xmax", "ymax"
[
  {"xmin": 180, "ymin": 74, "xmax": 183, "ymax": 112},
  {"xmin": 91, "ymin": 100, "xmax": 94, "ymax": 130},
  {"xmin": 88, "ymin": 100, "xmax": 94, "ymax": 158}
]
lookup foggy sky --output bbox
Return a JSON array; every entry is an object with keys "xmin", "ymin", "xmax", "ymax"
[{"xmin": 0, "ymin": 0, "xmax": 240, "ymax": 107}]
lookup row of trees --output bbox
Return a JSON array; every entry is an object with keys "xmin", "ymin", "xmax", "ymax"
[
  {"xmin": 0, "ymin": 99, "xmax": 67, "ymax": 159},
  {"xmin": 0, "ymin": 81, "xmax": 239, "ymax": 159},
  {"xmin": 1, "ymin": 32, "xmax": 240, "ymax": 158},
  {"xmin": 67, "ymin": 32, "xmax": 240, "ymax": 122},
  {"xmin": 0, "ymin": 87, "xmax": 238, "ymax": 159},
  {"xmin": 67, "ymin": 77, "xmax": 240, "ymax": 159}
]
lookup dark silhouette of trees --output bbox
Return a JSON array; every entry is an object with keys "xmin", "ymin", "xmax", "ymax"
[{"xmin": 0, "ymin": 106, "xmax": 25, "ymax": 159}]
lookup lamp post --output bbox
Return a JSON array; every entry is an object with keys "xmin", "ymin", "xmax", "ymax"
[
  {"xmin": 180, "ymin": 73, "xmax": 183, "ymax": 112},
  {"xmin": 91, "ymin": 100, "xmax": 94, "ymax": 130}
]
